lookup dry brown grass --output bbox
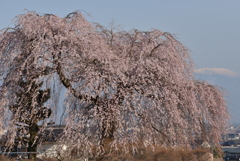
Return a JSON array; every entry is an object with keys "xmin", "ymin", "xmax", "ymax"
[
  {"xmin": 87, "ymin": 143, "xmax": 212, "ymax": 161},
  {"xmin": 0, "ymin": 155, "xmax": 15, "ymax": 161},
  {"xmin": 38, "ymin": 144, "xmax": 210, "ymax": 161},
  {"xmin": 19, "ymin": 148, "xmax": 213, "ymax": 161},
  {"xmin": 37, "ymin": 157, "xmax": 60, "ymax": 161},
  {"xmin": 0, "ymin": 155, "xmax": 57, "ymax": 161},
  {"xmin": 1, "ymin": 140, "xmax": 217, "ymax": 161},
  {"xmin": 96, "ymin": 148, "xmax": 210, "ymax": 161}
]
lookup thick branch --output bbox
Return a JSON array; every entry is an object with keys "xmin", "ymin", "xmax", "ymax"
[{"xmin": 55, "ymin": 52, "xmax": 97, "ymax": 103}]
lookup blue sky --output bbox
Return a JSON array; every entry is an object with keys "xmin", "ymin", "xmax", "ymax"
[{"xmin": 0, "ymin": 0, "xmax": 240, "ymax": 122}]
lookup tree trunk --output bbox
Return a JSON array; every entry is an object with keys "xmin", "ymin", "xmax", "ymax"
[
  {"xmin": 28, "ymin": 123, "xmax": 39, "ymax": 161},
  {"xmin": 96, "ymin": 105, "xmax": 117, "ymax": 160},
  {"xmin": 27, "ymin": 143, "xmax": 37, "ymax": 160}
]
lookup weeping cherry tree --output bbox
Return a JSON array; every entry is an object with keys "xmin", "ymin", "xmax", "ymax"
[{"xmin": 0, "ymin": 11, "xmax": 229, "ymax": 159}]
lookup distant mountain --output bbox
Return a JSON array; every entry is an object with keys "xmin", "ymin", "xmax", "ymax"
[
  {"xmin": 194, "ymin": 72, "xmax": 240, "ymax": 124},
  {"xmin": 194, "ymin": 68, "xmax": 240, "ymax": 77}
]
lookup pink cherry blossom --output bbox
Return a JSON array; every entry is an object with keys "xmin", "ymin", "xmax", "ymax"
[{"xmin": 0, "ymin": 11, "xmax": 229, "ymax": 159}]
